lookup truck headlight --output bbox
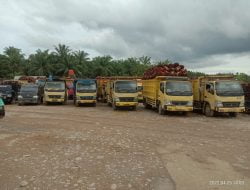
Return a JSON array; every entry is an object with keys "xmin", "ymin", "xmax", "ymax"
[
  {"xmin": 240, "ymin": 100, "xmax": 245, "ymax": 107},
  {"xmin": 215, "ymin": 101, "xmax": 223, "ymax": 108},
  {"xmin": 165, "ymin": 101, "xmax": 172, "ymax": 106},
  {"xmin": 7, "ymin": 94, "xmax": 12, "ymax": 97},
  {"xmin": 115, "ymin": 97, "xmax": 120, "ymax": 102},
  {"xmin": 18, "ymin": 95, "xmax": 23, "ymax": 99},
  {"xmin": 187, "ymin": 101, "xmax": 193, "ymax": 106},
  {"xmin": 33, "ymin": 95, "xmax": 38, "ymax": 99}
]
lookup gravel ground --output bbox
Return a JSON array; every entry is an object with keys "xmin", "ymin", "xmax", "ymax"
[{"xmin": 0, "ymin": 102, "xmax": 249, "ymax": 190}]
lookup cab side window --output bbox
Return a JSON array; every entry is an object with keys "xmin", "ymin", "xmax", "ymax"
[
  {"xmin": 206, "ymin": 83, "xmax": 214, "ymax": 94},
  {"xmin": 160, "ymin": 83, "xmax": 164, "ymax": 93}
]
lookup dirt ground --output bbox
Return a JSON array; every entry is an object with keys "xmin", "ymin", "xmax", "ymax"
[{"xmin": 0, "ymin": 102, "xmax": 249, "ymax": 190}]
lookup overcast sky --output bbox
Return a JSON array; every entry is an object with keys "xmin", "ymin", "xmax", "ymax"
[{"xmin": 0, "ymin": 0, "xmax": 250, "ymax": 73}]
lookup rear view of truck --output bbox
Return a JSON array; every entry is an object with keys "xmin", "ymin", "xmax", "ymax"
[
  {"xmin": 44, "ymin": 80, "xmax": 67, "ymax": 105},
  {"xmin": 74, "ymin": 79, "xmax": 97, "ymax": 106},
  {"xmin": 106, "ymin": 78, "xmax": 138, "ymax": 110},
  {"xmin": 192, "ymin": 75, "xmax": 245, "ymax": 117}
]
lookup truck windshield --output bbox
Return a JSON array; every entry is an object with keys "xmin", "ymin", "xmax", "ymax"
[
  {"xmin": 115, "ymin": 81, "xmax": 137, "ymax": 93},
  {"xmin": 216, "ymin": 81, "xmax": 244, "ymax": 96},
  {"xmin": 0, "ymin": 86, "xmax": 12, "ymax": 93},
  {"xmin": 166, "ymin": 81, "xmax": 192, "ymax": 96},
  {"xmin": 77, "ymin": 83, "xmax": 96, "ymax": 93},
  {"xmin": 45, "ymin": 82, "xmax": 65, "ymax": 92},
  {"xmin": 21, "ymin": 86, "xmax": 38, "ymax": 93}
]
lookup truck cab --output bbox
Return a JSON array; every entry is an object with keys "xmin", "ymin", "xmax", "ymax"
[
  {"xmin": 0, "ymin": 98, "xmax": 5, "ymax": 118},
  {"xmin": 0, "ymin": 85, "xmax": 14, "ymax": 104},
  {"xmin": 18, "ymin": 84, "xmax": 43, "ymax": 105},
  {"xmin": 44, "ymin": 80, "xmax": 67, "ymax": 104},
  {"xmin": 192, "ymin": 76, "xmax": 245, "ymax": 117},
  {"xmin": 74, "ymin": 79, "xmax": 97, "ymax": 106},
  {"xmin": 106, "ymin": 80, "xmax": 138, "ymax": 110}
]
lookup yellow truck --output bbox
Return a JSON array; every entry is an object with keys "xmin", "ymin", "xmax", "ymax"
[
  {"xmin": 192, "ymin": 75, "xmax": 245, "ymax": 117},
  {"xmin": 44, "ymin": 80, "xmax": 67, "ymax": 104},
  {"xmin": 106, "ymin": 79, "xmax": 138, "ymax": 110},
  {"xmin": 74, "ymin": 79, "xmax": 97, "ymax": 106},
  {"xmin": 142, "ymin": 76, "xmax": 193, "ymax": 115}
]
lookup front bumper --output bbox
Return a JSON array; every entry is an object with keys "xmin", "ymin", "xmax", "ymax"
[
  {"xmin": 19, "ymin": 98, "xmax": 39, "ymax": 104},
  {"xmin": 115, "ymin": 102, "xmax": 138, "ymax": 107},
  {"xmin": 215, "ymin": 107, "xmax": 245, "ymax": 113},
  {"xmin": 164, "ymin": 105, "xmax": 193, "ymax": 112},
  {"xmin": 45, "ymin": 98, "xmax": 65, "ymax": 103},
  {"xmin": 77, "ymin": 100, "xmax": 96, "ymax": 104}
]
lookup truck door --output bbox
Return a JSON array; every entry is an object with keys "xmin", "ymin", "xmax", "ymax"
[
  {"xmin": 204, "ymin": 82, "xmax": 215, "ymax": 109},
  {"xmin": 159, "ymin": 82, "xmax": 165, "ymax": 104}
]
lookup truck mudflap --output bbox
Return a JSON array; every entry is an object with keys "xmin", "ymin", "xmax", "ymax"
[
  {"xmin": 216, "ymin": 107, "xmax": 245, "ymax": 113},
  {"xmin": 77, "ymin": 100, "xmax": 96, "ymax": 104},
  {"xmin": 165, "ymin": 105, "xmax": 193, "ymax": 112},
  {"xmin": 115, "ymin": 102, "xmax": 138, "ymax": 107}
]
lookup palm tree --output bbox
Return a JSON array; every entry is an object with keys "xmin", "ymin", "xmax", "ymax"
[{"xmin": 28, "ymin": 49, "xmax": 51, "ymax": 76}]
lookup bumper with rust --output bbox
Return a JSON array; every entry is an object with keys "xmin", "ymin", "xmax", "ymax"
[
  {"xmin": 164, "ymin": 105, "xmax": 193, "ymax": 112},
  {"xmin": 215, "ymin": 107, "xmax": 245, "ymax": 113}
]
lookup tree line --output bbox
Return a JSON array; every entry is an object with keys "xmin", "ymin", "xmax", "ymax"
[{"xmin": 0, "ymin": 44, "xmax": 250, "ymax": 82}]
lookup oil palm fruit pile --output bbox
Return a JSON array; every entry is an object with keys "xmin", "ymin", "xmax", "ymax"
[{"xmin": 143, "ymin": 62, "xmax": 187, "ymax": 79}]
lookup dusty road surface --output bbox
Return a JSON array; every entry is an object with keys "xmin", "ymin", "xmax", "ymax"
[{"xmin": 0, "ymin": 103, "xmax": 249, "ymax": 190}]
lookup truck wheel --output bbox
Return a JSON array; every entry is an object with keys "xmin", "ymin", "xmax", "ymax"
[
  {"xmin": 112, "ymin": 104, "xmax": 117, "ymax": 110},
  {"xmin": 132, "ymin": 106, "xmax": 137, "ymax": 111},
  {"xmin": 229, "ymin": 112, "xmax": 237, "ymax": 117},
  {"xmin": 158, "ymin": 103, "xmax": 165, "ymax": 115},
  {"xmin": 204, "ymin": 104, "xmax": 214, "ymax": 117},
  {"xmin": 93, "ymin": 103, "xmax": 97, "ymax": 107},
  {"xmin": 18, "ymin": 102, "xmax": 23, "ymax": 106}
]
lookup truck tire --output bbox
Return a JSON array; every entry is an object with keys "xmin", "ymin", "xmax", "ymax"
[
  {"xmin": 229, "ymin": 112, "xmax": 237, "ymax": 117},
  {"xmin": 112, "ymin": 104, "xmax": 117, "ymax": 110},
  {"xmin": 93, "ymin": 103, "xmax": 97, "ymax": 107},
  {"xmin": 204, "ymin": 103, "xmax": 214, "ymax": 117},
  {"xmin": 132, "ymin": 106, "xmax": 137, "ymax": 111},
  {"xmin": 158, "ymin": 103, "xmax": 165, "ymax": 115}
]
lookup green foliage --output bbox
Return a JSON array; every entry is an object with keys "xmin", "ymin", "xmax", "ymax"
[{"xmin": 0, "ymin": 45, "xmax": 249, "ymax": 81}]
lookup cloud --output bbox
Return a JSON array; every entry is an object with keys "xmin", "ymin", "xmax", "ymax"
[{"xmin": 0, "ymin": 0, "xmax": 250, "ymax": 73}]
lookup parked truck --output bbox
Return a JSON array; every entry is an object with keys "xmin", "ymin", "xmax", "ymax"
[
  {"xmin": 43, "ymin": 80, "xmax": 67, "ymax": 104},
  {"xmin": 18, "ymin": 84, "xmax": 43, "ymax": 105},
  {"xmin": 106, "ymin": 78, "xmax": 138, "ymax": 110},
  {"xmin": 242, "ymin": 83, "xmax": 250, "ymax": 113},
  {"xmin": 142, "ymin": 76, "xmax": 193, "ymax": 115},
  {"xmin": 74, "ymin": 79, "xmax": 97, "ymax": 106},
  {"xmin": 192, "ymin": 75, "xmax": 245, "ymax": 117},
  {"xmin": 0, "ymin": 98, "xmax": 5, "ymax": 118},
  {"xmin": 0, "ymin": 85, "xmax": 15, "ymax": 104}
]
